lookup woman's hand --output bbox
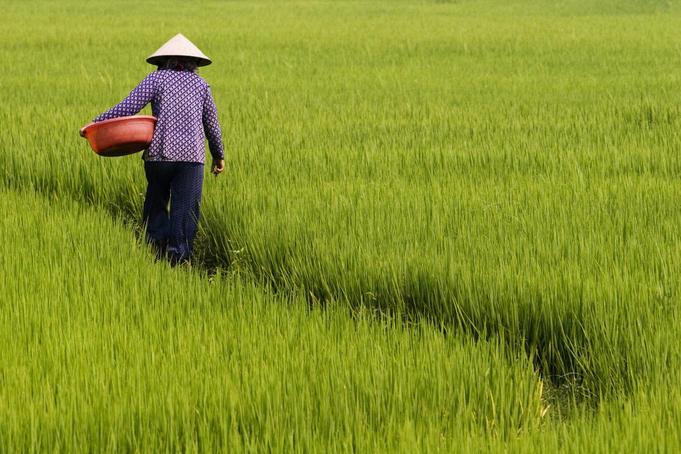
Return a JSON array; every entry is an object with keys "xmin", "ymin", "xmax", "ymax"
[{"xmin": 211, "ymin": 158, "xmax": 225, "ymax": 176}]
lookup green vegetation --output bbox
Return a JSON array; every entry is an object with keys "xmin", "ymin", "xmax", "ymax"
[
  {"xmin": 1, "ymin": 0, "xmax": 680, "ymax": 450},
  {"xmin": 0, "ymin": 190, "xmax": 544, "ymax": 450}
]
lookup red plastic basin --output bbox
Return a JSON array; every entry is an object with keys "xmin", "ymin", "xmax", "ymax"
[{"xmin": 80, "ymin": 115, "xmax": 157, "ymax": 157}]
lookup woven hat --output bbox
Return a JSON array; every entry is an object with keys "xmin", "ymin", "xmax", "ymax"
[{"xmin": 146, "ymin": 33, "xmax": 212, "ymax": 67}]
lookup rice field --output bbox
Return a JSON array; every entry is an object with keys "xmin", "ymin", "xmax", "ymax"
[{"xmin": 1, "ymin": 0, "xmax": 681, "ymax": 450}]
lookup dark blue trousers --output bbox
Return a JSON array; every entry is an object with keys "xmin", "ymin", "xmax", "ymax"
[{"xmin": 143, "ymin": 161, "xmax": 204, "ymax": 264}]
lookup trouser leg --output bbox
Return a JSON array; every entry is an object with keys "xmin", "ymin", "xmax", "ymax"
[
  {"xmin": 143, "ymin": 161, "xmax": 172, "ymax": 258},
  {"xmin": 167, "ymin": 162, "xmax": 204, "ymax": 264}
]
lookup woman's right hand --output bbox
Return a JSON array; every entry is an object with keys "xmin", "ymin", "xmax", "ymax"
[{"xmin": 211, "ymin": 159, "xmax": 225, "ymax": 176}]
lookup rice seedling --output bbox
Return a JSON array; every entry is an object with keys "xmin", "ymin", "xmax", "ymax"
[
  {"xmin": 1, "ymin": 0, "xmax": 680, "ymax": 450},
  {"xmin": 0, "ymin": 190, "xmax": 543, "ymax": 451}
]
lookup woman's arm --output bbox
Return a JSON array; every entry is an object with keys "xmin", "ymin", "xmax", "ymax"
[
  {"xmin": 94, "ymin": 73, "xmax": 157, "ymax": 122},
  {"xmin": 202, "ymin": 86, "xmax": 225, "ymax": 163}
]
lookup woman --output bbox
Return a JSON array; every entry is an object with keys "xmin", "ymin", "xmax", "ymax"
[{"xmin": 91, "ymin": 33, "xmax": 225, "ymax": 265}]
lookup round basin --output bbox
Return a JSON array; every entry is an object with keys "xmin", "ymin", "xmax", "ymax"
[{"xmin": 80, "ymin": 115, "xmax": 157, "ymax": 157}]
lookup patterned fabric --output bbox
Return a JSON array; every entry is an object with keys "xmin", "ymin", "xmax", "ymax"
[
  {"xmin": 143, "ymin": 161, "xmax": 204, "ymax": 264},
  {"xmin": 94, "ymin": 69, "xmax": 224, "ymax": 163}
]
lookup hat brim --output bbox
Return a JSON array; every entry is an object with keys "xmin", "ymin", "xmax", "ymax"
[{"xmin": 146, "ymin": 55, "xmax": 212, "ymax": 67}]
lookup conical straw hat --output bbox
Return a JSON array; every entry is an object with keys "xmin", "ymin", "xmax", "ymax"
[{"xmin": 146, "ymin": 33, "xmax": 212, "ymax": 67}]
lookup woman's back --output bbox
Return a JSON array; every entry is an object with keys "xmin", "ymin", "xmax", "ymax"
[{"xmin": 94, "ymin": 68, "xmax": 223, "ymax": 163}]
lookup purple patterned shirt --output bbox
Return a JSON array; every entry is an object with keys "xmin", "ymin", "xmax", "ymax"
[{"xmin": 94, "ymin": 69, "xmax": 224, "ymax": 163}]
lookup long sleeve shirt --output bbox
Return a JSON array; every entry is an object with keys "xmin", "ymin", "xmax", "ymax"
[{"xmin": 94, "ymin": 69, "xmax": 224, "ymax": 163}]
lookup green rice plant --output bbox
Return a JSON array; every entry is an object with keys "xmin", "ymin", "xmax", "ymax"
[
  {"xmin": 0, "ymin": 190, "xmax": 544, "ymax": 451},
  {"xmin": 1, "ymin": 0, "xmax": 681, "ymax": 439}
]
